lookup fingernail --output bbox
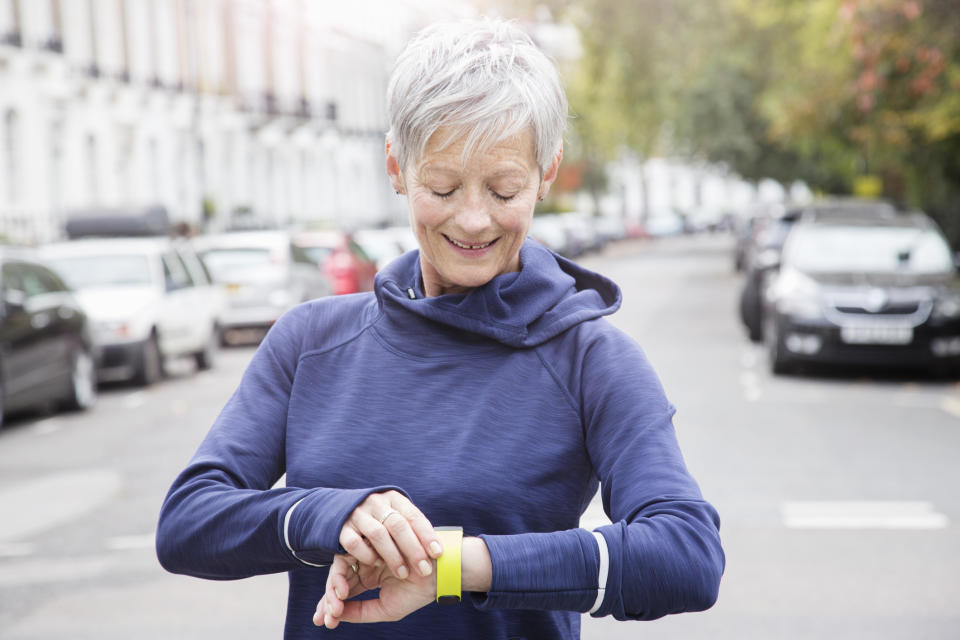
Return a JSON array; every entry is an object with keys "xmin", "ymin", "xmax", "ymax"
[
  {"xmin": 335, "ymin": 586, "xmax": 345, "ymax": 599},
  {"xmin": 430, "ymin": 541, "xmax": 443, "ymax": 556},
  {"xmin": 396, "ymin": 565, "xmax": 409, "ymax": 580},
  {"xmin": 418, "ymin": 559, "xmax": 432, "ymax": 576}
]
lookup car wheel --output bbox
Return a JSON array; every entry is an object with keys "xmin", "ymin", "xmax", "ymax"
[
  {"xmin": 62, "ymin": 347, "xmax": 97, "ymax": 411},
  {"xmin": 133, "ymin": 334, "xmax": 163, "ymax": 387},
  {"xmin": 194, "ymin": 325, "xmax": 219, "ymax": 371},
  {"xmin": 765, "ymin": 315, "xmax": 794, "ymax": 375}
]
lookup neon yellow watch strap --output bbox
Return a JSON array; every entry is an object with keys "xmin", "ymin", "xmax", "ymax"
[{"xmin": 434, "ymin": 526, "xmax": 463, "ymax": 605}]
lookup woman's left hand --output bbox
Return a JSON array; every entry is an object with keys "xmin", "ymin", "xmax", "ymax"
[{"xmin": 313, "ymin": 553, "xmax": 435, "ymax": 629}]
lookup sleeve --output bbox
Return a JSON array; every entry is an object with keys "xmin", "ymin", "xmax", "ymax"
[
  {"xmin": 473, "ymin": 330, "xmax": 724, "ymax": 620},
  {"xmin": 155, "ymin": 305, "xmax": 404, "ymax": 580}
]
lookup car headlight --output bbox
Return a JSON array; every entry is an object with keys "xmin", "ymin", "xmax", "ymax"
[
  {"xmin": 773, "ymin": 268, "xmax": 823, "ymax": 320},
  {"xmin": 933, "ymin": 292, "xmax": 960, "ymax": 319}
]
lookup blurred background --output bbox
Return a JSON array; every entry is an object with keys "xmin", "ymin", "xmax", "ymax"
[{"xmin": 0, "ymin": 1, "xmax": 958, "ymax": 638}]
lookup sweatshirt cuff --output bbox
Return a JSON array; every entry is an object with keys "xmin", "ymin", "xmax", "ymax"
[
  {"xmin": 283, "ymin": 485, "xmax": 406, "ymax": 566},
  {"xmin": 472, "ymin": 528, "xmax": 599, "ymax": 612}
]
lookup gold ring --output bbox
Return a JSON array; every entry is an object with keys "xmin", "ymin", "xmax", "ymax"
[
  {"xmin": 350, "ymin": 562, "xmax": 359, "ymax": 574},
  {"xmin": 379, "ymin": 510, "xmax": 401, "ymax": 525}
]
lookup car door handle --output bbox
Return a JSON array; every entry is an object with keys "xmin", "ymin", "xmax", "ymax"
[{"xmin": 31, "ymin": 313, "xmax": 51, "ymax": 329}]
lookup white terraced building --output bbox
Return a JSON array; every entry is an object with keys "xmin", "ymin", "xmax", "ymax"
[{"xmin": 0, "ymin": 0, "xmax": 468, "ymax": 245}]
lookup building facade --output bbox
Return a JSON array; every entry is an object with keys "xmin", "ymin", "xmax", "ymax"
[{"xmin": 0, "ymin": 0, "xmax": 440, "ymax": 245}]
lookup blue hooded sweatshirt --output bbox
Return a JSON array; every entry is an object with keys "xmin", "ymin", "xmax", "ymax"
[{"xmin": 157, "ymin": 238, "xmax": 724, "ymax": 639}]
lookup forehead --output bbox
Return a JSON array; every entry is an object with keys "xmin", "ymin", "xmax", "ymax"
[{"xmin": 417, "ymin": 127, "xmax": 537, "ymax": 176}]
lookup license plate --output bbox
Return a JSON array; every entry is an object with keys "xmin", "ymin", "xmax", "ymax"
[{"xmin": 840, "ymin": 324, "xmax": 913, "ymax": 345}]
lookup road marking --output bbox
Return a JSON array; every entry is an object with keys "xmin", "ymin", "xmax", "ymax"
[
  {"xmin": 122, "ymin": 392, "xmax": 147, "ymax": 409},
  {"xmin": 939, "ymin": 395, "xmax": 960, "ymax": 419},
  {"xmin": 30, "ymin": 418, "xmax": 63, "ymax": 435},
  {"xmin": 0, "ymin": 469, "xmax": 122, "ymax": 542},
  {"xmin": 739, "ymin": 370, "xmax": 762, "ymax": 402},
  {"xmin": 105, "ymin": 533, "xmax": 155, "ymax": 551},
  {"xmin": 781, "ymin": 501, "xmax": 949, "ymax": 530}
]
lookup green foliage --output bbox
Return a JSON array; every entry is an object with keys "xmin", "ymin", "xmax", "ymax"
[{"xmin": 528, "ymin": 0, "xmax": 960, "ymax": 244}]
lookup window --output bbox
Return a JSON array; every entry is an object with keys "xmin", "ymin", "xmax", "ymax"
[
  {"xmin": 4, "ymin": 109, "xmax": 19, "ymax": 203},
  {"xmin": 19, "ymin": 263, "xmax": 65, "ymax": 296},
  {"xmin": 162, "ymin": 252, "xmax": 191, "ymax": 290}
]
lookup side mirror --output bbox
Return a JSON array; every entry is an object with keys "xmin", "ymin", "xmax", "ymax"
[{"xmin": 755, "ymin": 248, "xmax": 781, "ymax": 272}]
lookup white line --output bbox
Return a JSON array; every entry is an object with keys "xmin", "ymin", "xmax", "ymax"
[
  {"xmin": 939, "ymin": 396, "xmax": 960, "ymax": 419},
  {"xmin": 122, "ymin": 392, "xmax": 147, "ymax": 409},
  {"xmin": 105, "ymin": 533, "xmax": 156, "ymax": 551},
  {"xmin": 781, "ymin": 501, "xmax": 949, "ymax": 530},
  {"xmin": 30, "ymin": 419, "xmax": 63, "ymax": 435}
]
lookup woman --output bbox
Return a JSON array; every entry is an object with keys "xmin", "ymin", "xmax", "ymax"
[{"xmin": 157, "ymin": 18, "xmax": 724, "ymax": 639}]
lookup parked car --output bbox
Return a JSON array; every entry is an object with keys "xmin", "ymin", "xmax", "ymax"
[
  {"xmin": 0, "ymin": 247, "xmax": 98, "ymax": 426},
  {"xmin": 39, "ymin": 237, "xmax": 223, "ymax": 386},
  {"xmin": 762, "ymin": 212, "xmax": 960, "ymax": 375},
  {"xmin": 291, "ymin": 230, "xmax": 377, "ymax": 295},
  {"xmin": 529, "ymin": 215, "xmax": 571, "ymax": 256},
  {"xmin": 738, "ymin": 199, "xmax": 896, "ymax": 341},
  {"xmin": 353, "ymin": 228, "xmax": 410, "ymax": 271},
  {"xmin": 194, "ymin": 230, "xmax": 331, "ymax": 341}
]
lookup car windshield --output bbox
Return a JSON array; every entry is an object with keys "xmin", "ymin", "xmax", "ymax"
[
  {"xmin": 200, "ymin": 248, "xmax": 277, "ymax": 280},
  {"xmin": 294, "ymin": 246, "xmax": 333, "ymax": 267},
  {"xmin": 784, "ymin": 224, "xmax": 953, "ymax": 274},
  {"xmin": 46, "ymin": 254, "xmax": 153, "ymax": 288}
]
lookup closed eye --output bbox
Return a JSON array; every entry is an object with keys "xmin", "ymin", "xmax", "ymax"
[
  {"xmin": 433, "ymin": 189, "xmax": 456, "ymax": 199},
  {"xmin": 491, "ymin": 190, "xmax": 517, "ymax": 202}
]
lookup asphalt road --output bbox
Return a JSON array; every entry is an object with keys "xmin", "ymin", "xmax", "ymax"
[{"xmin": 1, "ymin": 233, "xmax": 957, "ymax": 639}]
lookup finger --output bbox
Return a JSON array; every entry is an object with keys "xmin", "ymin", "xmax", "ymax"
[
  {"xmin": 390, "ymin": 498, "xmax": 443, "ymax": 559},
  {"xmin": 339, "ymin": 595, "xmax": 396, "ymax": 624},
  {"xmin": 339, "ymin": 523, "xmax": 379, "ymax": 567},
  {"xmin": 381, "ymin": 508, "xmax": 434, "ymax": 577},
  {"xmin": 352, "ymin": 510, "xmax": 408, "ymax": 580},
  {"xmin": 313, "ymin": 600, "xmax": 325, "ymax": 627}
]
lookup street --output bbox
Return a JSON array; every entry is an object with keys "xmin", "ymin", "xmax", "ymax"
[{"xmin": 1, "ymin": 233, "xmax": 958, "ymax": 639}]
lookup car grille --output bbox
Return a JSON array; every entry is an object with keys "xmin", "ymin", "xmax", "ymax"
[
  {"xmin": 824, "ymin": 299, "xmax": 932, "ymax": 327},
  {"xmin": 833, "ymin": 302, "xmax": 921, "ymax": 315}
]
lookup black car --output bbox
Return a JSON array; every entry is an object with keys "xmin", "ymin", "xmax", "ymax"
[
  {"xmin": 762, "ymin": 213, "xmax": 960, "ymax": 375},
  {"xmin": 738, "ymin": 199, "xmax": 896, "ymax": 341},
  {"xmin": 0, "ymin": 248, "xmax": 98, "ymax": 427}
]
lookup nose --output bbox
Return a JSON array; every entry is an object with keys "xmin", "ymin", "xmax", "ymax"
[{"xmin": 453, "ymin": 189, "xmax": 492, "ymax": 236}]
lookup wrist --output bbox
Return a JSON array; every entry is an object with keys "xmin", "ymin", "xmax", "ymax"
[{"xmin": 461, "ymin": 536, "xmax": 492, "ymax": 593}]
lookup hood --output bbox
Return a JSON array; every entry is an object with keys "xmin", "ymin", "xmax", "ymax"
[
  {"xmin": 374, "ymin": 238, "xmax": 621, "ymax": 348},
  {"xmin": 74, "ymin": 286, "xmax": 159, "ymax": 322}
]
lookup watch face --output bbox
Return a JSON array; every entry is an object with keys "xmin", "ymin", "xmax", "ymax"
[{"xmin": 437, "ymin": 595, "xmax": 461, "ymax": 606}]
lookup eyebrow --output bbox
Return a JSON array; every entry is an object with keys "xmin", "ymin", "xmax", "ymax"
[{"xmin": 419, "ymin": 166, "xmax": 530, "ymax": 181}]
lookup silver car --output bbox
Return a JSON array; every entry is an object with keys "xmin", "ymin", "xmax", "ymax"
[{"xmin": 194, "ymin": 231, "xmax": 331, "ymax": 343}]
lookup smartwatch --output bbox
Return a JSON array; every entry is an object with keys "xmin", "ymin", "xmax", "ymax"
[{"xmin": 434, "ymin": 526, "xmax": 463, "ymax": 605}]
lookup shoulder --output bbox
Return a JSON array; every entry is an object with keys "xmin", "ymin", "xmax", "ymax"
[
  {"xmin": 537, "ymin": 317, "xmax": 670, "ymax": 409},
  {"xmin": 263, "ymin": 293, "xmax": 379, "ymax": 360}
]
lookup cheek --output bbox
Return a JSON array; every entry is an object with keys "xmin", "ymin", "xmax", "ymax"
[
  {"xmin": 409, "ymin": 193, "xmax": 447, "ymax": 229},
  {"xmin": 498, "ymin": 202, "xmax": 535, "ymax": 235}
]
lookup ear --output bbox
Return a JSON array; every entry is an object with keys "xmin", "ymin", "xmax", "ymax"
[
  {"xmin": 385, "ymin": 140, "xmax": 405, "ymax": 195},
  {"xmin": 538, "ymin": 146, "xmax": 563, "ymax": 200}
]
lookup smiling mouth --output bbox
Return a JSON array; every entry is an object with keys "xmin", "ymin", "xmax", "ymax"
[{"xmin": 444, "ymin": 234, "xmax": 498, "ymax": 250}]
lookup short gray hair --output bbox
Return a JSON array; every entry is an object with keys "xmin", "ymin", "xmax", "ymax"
[{"xmin": 386, "ymin": 19, "xmax": 568, "ymax": 174}]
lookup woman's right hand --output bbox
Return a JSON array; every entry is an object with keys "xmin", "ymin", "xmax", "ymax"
[{"xmin": 338, "ymin": 490, "xmax": 443, "ymax": 580}]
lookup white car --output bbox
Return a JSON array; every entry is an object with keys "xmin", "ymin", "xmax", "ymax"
[{"xmin": 39, "ymin": 237, "xmax": 224, "ymax": 386}]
